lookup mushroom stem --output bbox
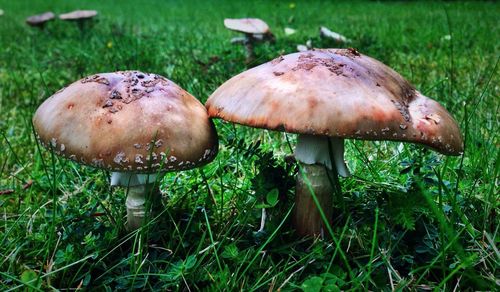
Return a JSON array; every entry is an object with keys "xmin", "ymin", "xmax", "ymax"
[
  {"xmin": 244, "ymin": 34, "xmax": 255, "ymax": 64},
  {"xmin": 294, "ymin": 134, "xmax": 350, "ymax": 177},
  {"xmin": 111, "ymin": 172, "xmax": 162, "ymax": 231},
  {"xmin": 258, "ymin": 208, "xmax": 267, "ymax": 233},
  {"xmin": 125, "ymin": 182, "xmax": 161, "ymax": 231},
  {"xmin": 125, "ymin": 184, "xmax": 147, "ymax": 231},
  {"xmin": 292, "ymin": 134, "xmax": 349, "ymax": 237},
  {"xmin": 76, "ymin": 19, "xmax": 88, "ymax": 33},
  {"xmin": 293, "ymin": 163, "xmax": 334, "ymax": 237}
]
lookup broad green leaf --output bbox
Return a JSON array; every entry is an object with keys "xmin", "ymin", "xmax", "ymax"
[
  {"xmin": 266, "ymin": 188, "xmax": 279, "ymax": 207},
  {"xmin": 20, "ymin": 270, "xmax": 37, "ymax": 286},
  {"xmin": 301, "ymin": 276, "xmax": 324, "ymax": 292}
]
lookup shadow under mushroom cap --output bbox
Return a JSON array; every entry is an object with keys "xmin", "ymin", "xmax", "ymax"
[{"xmin": 206, "ymin": 49, "xmax": 463, "ymax": 155}]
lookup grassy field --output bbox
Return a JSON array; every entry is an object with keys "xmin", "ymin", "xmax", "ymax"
[{"xmin": 0, "ymin": 0, "xmax": 498, "ymax": 290}]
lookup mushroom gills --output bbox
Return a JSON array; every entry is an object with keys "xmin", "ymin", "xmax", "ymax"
[
  {"xmin": 110, "ymin": 172, "xmax": 159, "ymax": 187},
  {"xmin": 294, "ymin": 134, "xmax": 351, "ymax": 177}
]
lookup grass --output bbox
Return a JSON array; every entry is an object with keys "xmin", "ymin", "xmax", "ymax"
[{"xmin": 0, "ymin": 0, "xmax": 499, "ymax": 290}]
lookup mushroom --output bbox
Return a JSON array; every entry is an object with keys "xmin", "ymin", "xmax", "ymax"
[
  {"xmin": 206, "ymin": 49, "xmax": 463, "ymax": 237},
  {"xmin": 59, "ymin": 10, "xmax": 98, "ymax": 31},
  {"xmin": 26, "ymin": 12, "xmax": 55, "ymax": 29},
  {"xmin": 297, "ymin": 40, "xmax": 313, "ymax": 52},
  {"xmin": 319, "ymin": 26, "xmax": 352, "ymax": 43},
  {"xmin": 33, "ymin": 71, "xmax": 218, "ymax": 230},
  {"xmin": 224, "ymin": 18, "xmax": 275, "ymax": 64},
  {"xmin": 0, "ymin": 9, "xmax": 4, "ymax": 16},
  {"xmin": 284, "ymin": 27, "xmax": 296, "ymax": 36}
]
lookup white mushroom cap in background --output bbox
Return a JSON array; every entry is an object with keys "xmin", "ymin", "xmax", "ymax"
[
  {"xmin": 0, "ymin": 9, "xmax": 4, "ymax": 16},
  {"xmin": 33, "ymin": 71, "xmax": 218, "ymax": 173},
  {"xmin": 224, "ymin": 18, "xmax": 271, "ymax": 35},
  {"xmin": 297, "ymin": 40, "xmax": 313, "ymax": 52},
  {"xmin": 59, "ymin": 10, "xmax": 98, "ymax": 21},
  {"xmin": 206, "ymin": 49, "xmax": 464, "ymax": 156},
  {"xmin": 296, "ymin": 44, "xmax": 308, "ymax": 52},
  {"xmin": 26, "ymin": 12, "xmax": 55, "ymax": 27},
  {"xmin": 284, "ymin": 27, "xmax": 296, "ymax": 36},
  {"xmin": 319, "ymin": 26, "xmax": 352, "ymax": 43}
]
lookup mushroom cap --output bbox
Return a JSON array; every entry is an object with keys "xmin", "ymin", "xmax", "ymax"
[
  {"xmin": 206, "ymin": 49, "xmax": 463, "ymax": 155},
  {"xmin": 0, "ymin": 9, "xmax": 5, "ymax": 16},
  {"xmin": 59, "ymin": 10, "xmax": 97, "ymax": 21},
  {"xmin": 33, "ymin": 71, "xmax": 218, "ymax": 173},
  {"xmin": 26, "ymin": 12, "xmax": 55, "ymax": 26},
  {"xmin": 224, "ymin": 18, "xmax": 270, "ymax": 35},
  {"xmin": 297, "ymin": 44, "xmax": 308, "ymax": 52}
]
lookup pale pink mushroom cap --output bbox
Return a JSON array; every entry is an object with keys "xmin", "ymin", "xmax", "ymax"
[
  {"xmin": 224, "ymin": 18, "xmax": 270, "ymax": 35},
  {"xmin": 26, "ymin": 12, "xmax": 55, "ymax": 26},
  {"xmin": 59, "ymin": 10, "xmax": 97, "ymax": 21},
  {"xmin": 206, "ymin": 49, "xmax": 463, "ymax": 155},
  {"xmin": 33, "ymin": 71, "xmax": 218, "ymax": 173}
]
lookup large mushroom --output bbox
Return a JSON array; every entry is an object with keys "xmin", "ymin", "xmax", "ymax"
[
  {"xmin": 224, "ymin": 18, "xmax": 275, "ymax": 64},
  {"xmin": 33, "ymin": 71, "xmax": 218, "ymax": 230},
  {"xmin": 26, "ymin": 12, "xmax": 55, "ymax": 29},
  {"xmin": 206, "ymin": 49, "xmax": 463, "ymax": 237}
]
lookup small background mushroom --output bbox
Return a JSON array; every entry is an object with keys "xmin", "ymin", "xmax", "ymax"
[
  {"xmin": 284, "ymin": 27, "xmax": 296, "ymax": 36},
  {"xmin": 297, "ymin": 39, "xmax": 312, "ymax": 52},
  {"xmin": 26, "ymin": 12, "xmax": 55, "ymax": 29},
  {"xmin": 59, "ymin": 10, "xmax": 98, "ymax": 32},
  {"xmin": 224, "ymin": 18, "xmax": 275, "ymax": 64}
]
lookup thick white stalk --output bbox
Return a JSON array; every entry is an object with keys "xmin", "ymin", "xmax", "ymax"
[
  {"xmin": 125, "ymin": 184, "xmax": 147, "ymax": 230},
  {"xmin": 110, "ymin": 172, "xmax": 162, "ymax": 231},
  {"xmin": 294, "ymin": 134, "xmax": 350, "ymax": 177},
  {"xmin": 293, "ymin": 163, "xmax": 334, "ymax": 237}
]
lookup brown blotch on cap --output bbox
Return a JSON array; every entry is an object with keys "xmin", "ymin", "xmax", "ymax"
[
  {"xmin": 206, "ymin": 49, "xmax": 463, "ymax": 155},
  {"xmin": 33, "ymin": 71, "xmax": 219, "ymax": 173}
]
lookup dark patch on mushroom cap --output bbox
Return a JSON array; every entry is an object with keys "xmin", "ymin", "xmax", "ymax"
[
  {"xmin": 33, "ymin": 71, "xmax": 219, "ymax": 173},
  {"xmin": 271, "ymin": 55, "xmax": 284, "ymax": 65},
  {"xmin": 206, "ymin": 49, "xmax": 463, "ymax": 155}
]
